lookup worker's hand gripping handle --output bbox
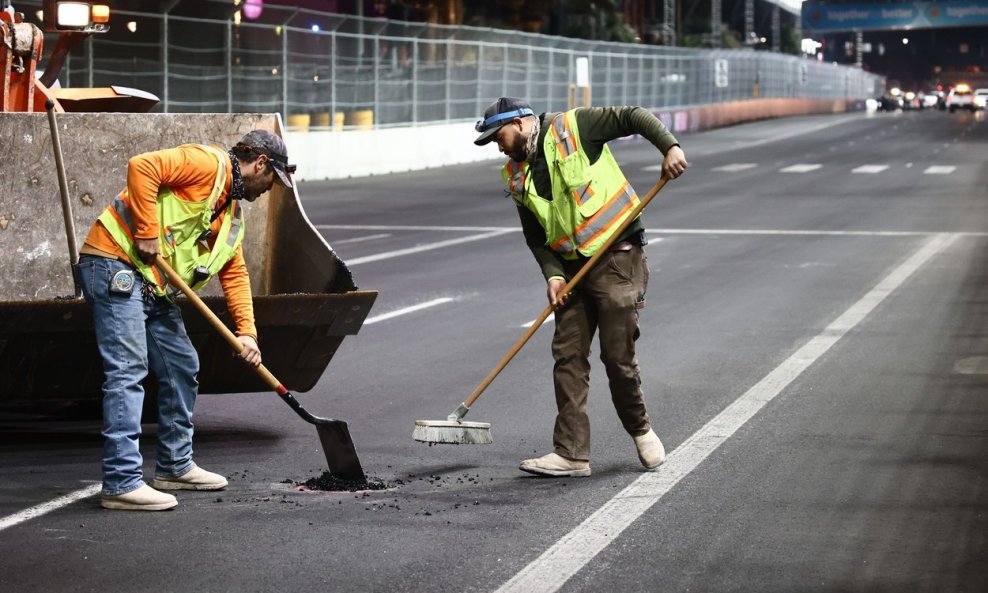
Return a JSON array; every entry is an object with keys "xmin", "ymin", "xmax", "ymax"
[{"xmin": 152, "ymin": 256, "xmax": 288, "ymax": 395}]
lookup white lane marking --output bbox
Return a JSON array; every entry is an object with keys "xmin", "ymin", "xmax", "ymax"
[
  {"xmin": 321, "ymin": 225, "xmax": 988, "ymax": 239},
  {"xmin": 523, "ymin": 312, "xmax": 555, "ymax": 328},
  {"xmin": 494, "ymin": 233, "xmax": 960, "ymax": 593},
  {"xmin": 648, "ymin": 228, "xmax": 946, "ymax": 237},
  {"xmin": 0, "ymin": 484, "xmax": 101, "ymax": 533},
  {"xmin": 317, "ymin": 224, "xmax": 518, "ymax": 232},
  {"xmin": 711, "ymin": 163, "xmax": 758, "ymax": 172},
  {"xmin": 852, "ymin": 165, "xmax": 889, "ymax": 174},
  {"xmin": 345, "ymin": 230, "xmax": 515, "ymax": 266},
  {"xmin": 363, "ymin": 297, "xmax": 455, "ymax": 325},
  {"xmin": 924, "ymin": 166, "xmax": 956, "ymax": 175},
  {"xmin": 331, "ymin": 233, "xmax": 392, "ymax": 245},
  {"xmin": 779, "ymin": 164, "xmax": 822, "ymax": 173}
]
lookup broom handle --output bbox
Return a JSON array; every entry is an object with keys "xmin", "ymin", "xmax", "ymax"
[
  {"xmin": 153, "ymin": 256, "xmax": 285, "ymax": 394},
  {"xmin": 462, "ymin": 176, "xmax": 669, "ymax": 409}
]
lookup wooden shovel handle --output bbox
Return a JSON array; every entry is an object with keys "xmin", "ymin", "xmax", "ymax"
[
  {"xmin": 462, "ymin": 176, "xmax": 669, "ymax": 409},
  {"xmin": 153, "ymin": 256, "xmax": 285, "ymax": 394}
]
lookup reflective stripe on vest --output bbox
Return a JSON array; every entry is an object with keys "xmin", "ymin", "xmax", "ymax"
[
  {"xmin": 506, "ymin": 160, "xmax": 526, "ymax": 195},
  {"xmin": 568, "ymin": 181, "xmax": 637, "ymax": 252}
]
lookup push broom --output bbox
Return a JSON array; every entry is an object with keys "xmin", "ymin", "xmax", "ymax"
[{"xmin": 414, "ymin": 176, "xmax": 670, "ymax": 445}]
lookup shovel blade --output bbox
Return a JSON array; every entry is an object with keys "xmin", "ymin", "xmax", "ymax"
[{"xmin": 315, "ymin": 420, "xmax": 366, "ymax": 482}]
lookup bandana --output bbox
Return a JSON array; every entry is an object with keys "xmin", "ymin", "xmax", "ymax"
[
  {"xmin": 524, "ymin": 117, "xmax": 542, "ymax": 164},
  {"xmin": 227, "ymin": 148, "xmax": 245, "ymax": 202}
]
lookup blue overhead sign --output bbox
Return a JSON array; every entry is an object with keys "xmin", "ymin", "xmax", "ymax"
[{"xmin": 802, "ymin": 1, "xmax": 988, "ymax": 33}]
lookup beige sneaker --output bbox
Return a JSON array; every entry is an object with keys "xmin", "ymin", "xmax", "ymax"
[
  {"xmin": 633, "ymin": 429, "xmax": 666, "ymax": 470},
  {"xmin": 152, "ymin": 466, "xmax": 228, "ymax": 491},
  {"xmin": 519, "ymin": 452, "xmax": 591, "ymax": 477},
  {"xmin": 101, "ymin": 483, "xmax": 177, "ymax": 511}
]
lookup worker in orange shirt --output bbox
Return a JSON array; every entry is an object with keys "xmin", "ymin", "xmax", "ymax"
[{"xmin": 76, "ymin": 130, "xmax": 295, "ymax": 511}]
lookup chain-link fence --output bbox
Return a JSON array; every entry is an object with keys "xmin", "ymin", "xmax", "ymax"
[{"xmin": 17, "ymin": 0, "xmax": 883, "ymax": 129}]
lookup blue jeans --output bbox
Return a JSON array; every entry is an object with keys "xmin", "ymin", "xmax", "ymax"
[{"xmin": 77, "ymin": 255, "xmax": 199, "ymax": 496}]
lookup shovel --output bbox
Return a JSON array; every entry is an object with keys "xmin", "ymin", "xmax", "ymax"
[{"xmin": 153, "ymin": 256, "xmax": 366, "ymax": 482}]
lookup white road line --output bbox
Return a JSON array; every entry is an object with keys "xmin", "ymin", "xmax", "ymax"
[
  {"xmin": 523, "ymin": 312, "xmax": 555, "ymax": 328},
  {"xmin": 317, "ymin": 224, "xmax": 988, "ymax": 238},
  {"xmin": 317, "ymin": 224, "xmax": 518, "ymax": 232},
  {"xmin": 852, "ymin": 165, "xmax": 890, "ymax": 174},
  {"xmin": 711, "ymin": 163, "xmax": 758, "ymax": 172},
  {"xmin": 924, "ymin": 166, "xmax": 956, "ymax": 175},
  {"xmin": 493, "ymin": 233, "xmax": 960, "ymax": 593},
  {"xmin": 0, "ymin": 484, "xmax": 101, "ymax": 533},
  {"xmin": 779, "ymin": 164, "xmax": 823, "ymax": 173},
  {"xmin": 345, "ymin": 229, "xmax": 515, "ymax": 266},
  {"xmin": 331, "ymin": 233, "xmax": 392, "ymax": 245},
  {"xmin": 363, "ymin": 297, "xmax": 455, "ymax": 325},
  {"xmin": 648, "ymin": 228, "xmax": 951, "ymax": 237}
]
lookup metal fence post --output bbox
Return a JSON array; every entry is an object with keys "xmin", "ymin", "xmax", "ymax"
[
  {"xmin": 525, "ymin": 46, "xmax": 533, "ymax": 103},
  {"xmin": 225, "ymin": 19, "xmax": 232, "ymax": 113},
  {"xmin": 161, "ymin": 14, "xmax": 169, "ymax": 112},
  {"xmin": 445, "ymin": 38, "xmax": 452, "ymax": 121},
  {"xmin": 161, "ymin": 0, "xmax": 180, "ymax": 113},
  {"xmin": 501, "ymin": 43, "xmax": 508, "ymax": 97},
  {"xmin": 330, "ymin": 33, "xmax": 336, "ymax": 123},
  {"xmin": 282, "ymin": 25, "xmax": 289, "ymax": 120},
  {"xmin": 412, "ymin": 38, "xmax": 419, "ymax": 125},
  {"xmin": 374, "ymin": 35, "xmax": 380, "ymax": 124},
  {"xmin": 86, "ymin": 35, "xmax": 93, "ymax": 89}
]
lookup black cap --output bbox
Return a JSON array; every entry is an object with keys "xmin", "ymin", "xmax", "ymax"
[
  {"xmin": 474, "ymin": 97, "xmax": 534, "ymax": 146},
  {"xmin": 237, "ymin": 129, "xmax": 295, "ymax": 188}
]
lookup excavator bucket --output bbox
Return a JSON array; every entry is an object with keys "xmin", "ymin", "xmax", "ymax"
[{"xmin": 0, "ymin": 112, "xmax": 376, "ymax": 406}]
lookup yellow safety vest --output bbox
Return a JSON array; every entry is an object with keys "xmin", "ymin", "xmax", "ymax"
[
  {"xmin": 97, "ymin": 144, "xmax": 245, "ymax": 297},
  {"xmin": 502, "ymin": 110, "xmax": 640, "ymax": 259}
]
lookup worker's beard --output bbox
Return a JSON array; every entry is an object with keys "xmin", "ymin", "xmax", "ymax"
[
  {"xmin": 241, "ymin": 173, "xmax": 270, "ymax": 201},
  {"xmin": 507, "ymin": 117, "xmax": 541, "ymax": 163}
]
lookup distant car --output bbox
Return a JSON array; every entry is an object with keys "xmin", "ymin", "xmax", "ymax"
[
  {"xmin": 902, "ymin": 92, "xmax": 922, "ymax": 110},
  {"xmin": 921, "ymin": 93, "xmax": 939, "ymax": 108},
  {"xmin": 947, "ymin": 84, "xmax": 975, "ymax": 112},
  {"xmin": 975, "ymin": 88, "xmax": 988, "ymax": 110},
  {"xmin": 877, "ymin": 94, "xmax": 902, "ymax": 111}
]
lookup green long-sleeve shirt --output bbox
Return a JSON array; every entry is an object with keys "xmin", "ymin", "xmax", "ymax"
[{"xmin": 516, "ymin": 106, "xmax": 679, "ymax": 281}]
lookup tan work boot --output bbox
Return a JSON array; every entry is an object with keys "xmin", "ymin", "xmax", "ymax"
[
  {"xmin": 519, "ymin": 452, "xmax": 591, "ymax": 477},
  {"xmin": 633, "ymin": 429, "xmax": 666, "ymax": 470},
  {"xmin": 101, "ymin": 483, "xmax": 177, "ymax": 511},
  {"xmin": 152, "ymin": 466, "xmax": 228, "ymax": 491}
]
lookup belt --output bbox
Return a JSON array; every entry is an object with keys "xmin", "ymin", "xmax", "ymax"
[
  {"xmin": 609, "ymin": 241, "xmax": 635, "ymax": 252},
  {"xmin": 80, "ymin": 244, "xmax": 123, "ymax": 261}
]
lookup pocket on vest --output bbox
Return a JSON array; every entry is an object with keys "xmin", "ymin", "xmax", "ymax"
[{"xmin": 555, "ymin": 157, "xmax": 604, "ymax": 218}]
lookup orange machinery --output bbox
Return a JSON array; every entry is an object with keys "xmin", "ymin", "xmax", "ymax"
[{"xmin": 1, "ymin": 1, "xmax": 157, "ymax": 112}]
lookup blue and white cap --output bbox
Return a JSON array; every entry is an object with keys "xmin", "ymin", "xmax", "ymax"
[{"xmin": 474, "ymin": 97, "xmax": 535, "ymax": 146}]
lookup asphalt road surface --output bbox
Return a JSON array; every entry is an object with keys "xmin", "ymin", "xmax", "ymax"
[{"xmin": 2, "ymin": 108, "xmax": 986, "ymax": 593}]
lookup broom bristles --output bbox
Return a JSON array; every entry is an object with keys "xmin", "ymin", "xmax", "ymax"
[{"xmin": 413, "ymin": 420, "xmax": 493, "ymax": 445}]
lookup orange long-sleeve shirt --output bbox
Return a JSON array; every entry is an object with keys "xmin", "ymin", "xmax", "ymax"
[{"xmin": 83, "ymin": 144, "xmax": 257, "ymax": 339}]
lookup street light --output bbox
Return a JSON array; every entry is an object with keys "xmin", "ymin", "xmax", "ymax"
[{"xmin": 42, "ymin": 1, "xmax": 110, "ymax": 32}]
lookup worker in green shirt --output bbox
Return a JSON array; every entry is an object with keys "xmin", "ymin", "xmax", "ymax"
[{"xmin": 474, "ymin": 97, "xmax": 688, "ymax": 477}]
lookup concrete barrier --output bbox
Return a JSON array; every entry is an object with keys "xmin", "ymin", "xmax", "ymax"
[{"xmin": 287, "ymin": 98, "xmax": 862, "ymax": 181}]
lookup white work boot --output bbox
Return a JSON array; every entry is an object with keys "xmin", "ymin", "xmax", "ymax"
[
  {"xmin": 101, "ymin": 483, "xmax": 177, "ymax": 511},
  {"xmin": 519, "ymin": 453, "xmax": 591, "ymax": 477},
  {"xmin": 152, "ymin": 466, "xmax": 228, "ymax": 491},
  {"xmin": 633, "ymin": 429, "xmax": 666, "ymax": 470}
]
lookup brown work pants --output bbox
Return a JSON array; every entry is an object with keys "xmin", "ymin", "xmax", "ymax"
[{"xmin": 551, "ymin": 244, "xmax": 651, "ymax": 461}]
